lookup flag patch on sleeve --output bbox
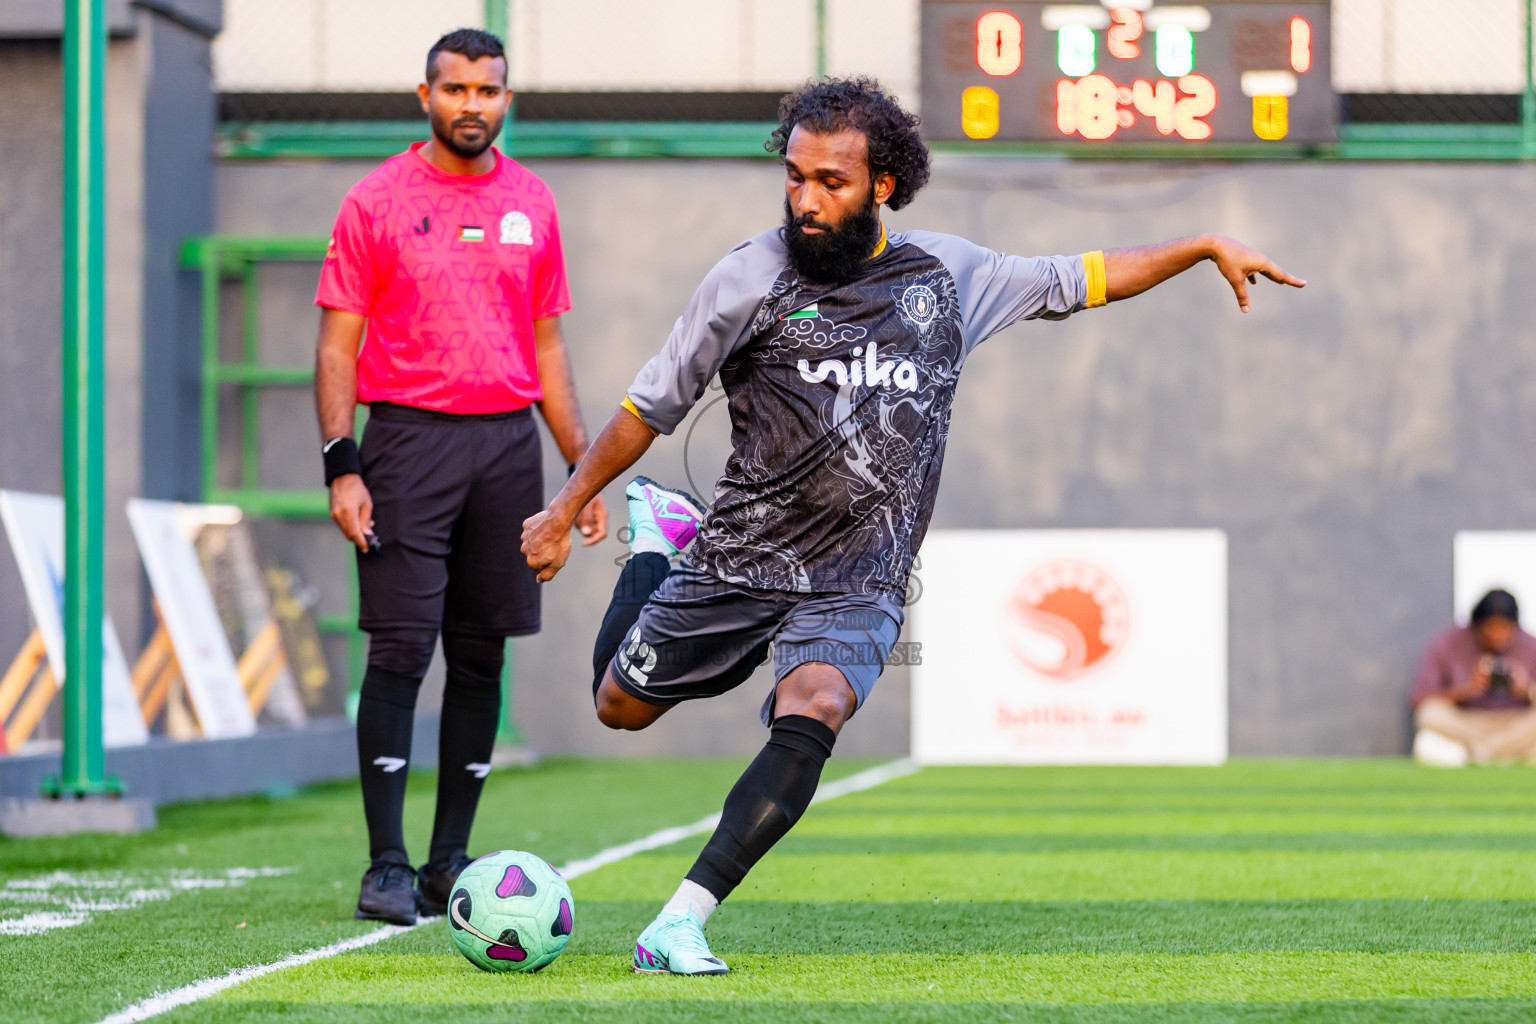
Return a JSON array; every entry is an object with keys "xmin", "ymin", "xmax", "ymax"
[{"xmin": 459, "ymin": 226, "xmax": 485, "ymax": 242}]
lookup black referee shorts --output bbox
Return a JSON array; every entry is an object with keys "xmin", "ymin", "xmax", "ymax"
[{"xmin": 356, "ymin": 401, "xmax": 542, "ymax": 637}]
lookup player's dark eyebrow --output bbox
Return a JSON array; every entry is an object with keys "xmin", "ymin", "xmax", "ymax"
[
  {"xmin": 783, "ymin": 157, "xmax": 855, "ymax": 182},
  {"xmin": 438, "ymin": 79, "xmax": 502, "ymax": 95}
]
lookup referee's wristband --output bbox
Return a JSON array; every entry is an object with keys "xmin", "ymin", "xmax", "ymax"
[{"xmin": 322, "ymin": 436, "xmax": 362, "ymax": 485}]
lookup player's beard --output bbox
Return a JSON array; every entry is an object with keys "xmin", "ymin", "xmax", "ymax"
[
  {"xmin": 430, "ymin": 108, "xmax": 503, "ymax": 160},
  {"xmin": 782, "ymin": 189, "xmax": 882, "ymax": 284}
]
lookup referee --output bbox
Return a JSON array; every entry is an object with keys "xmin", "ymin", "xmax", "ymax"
[{"xmin": 313, "ymin": 29, "xmax": 607, "ymax": 925}]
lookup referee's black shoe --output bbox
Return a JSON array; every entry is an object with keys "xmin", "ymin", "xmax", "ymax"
[
  {"xmin": 355, "ymin": 861, "xmax": 419, "ymax": 926},
  {"xmin": 417, "ymin": 854, "xmax": 475, "ymax": 918}
]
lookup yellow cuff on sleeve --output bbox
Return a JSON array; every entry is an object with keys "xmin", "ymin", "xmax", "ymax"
[
  {"xmin": 1083, "ymin": 250, "xmax": 1108, "ymax": 309},
  {"xmin": 621, "ymin": 396, "xmax": 659, "ymax": 437}
]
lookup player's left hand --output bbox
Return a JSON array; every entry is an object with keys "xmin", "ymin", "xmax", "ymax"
[
  {"xmin": 522, "ymin": 508, "xmax": 573, "ymax": 582},
  {"xmin": 575, "ymin": 494, "xmax": 608, "ymax": 546},
  {"xmin": 1208, "ymin": 235, "xmax": 1306, "ymax": 313}
]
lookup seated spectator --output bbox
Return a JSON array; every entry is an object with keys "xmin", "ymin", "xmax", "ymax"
[{"xmin": 1412, "ymin": 589, "xmax": 1536, "ymax": 766}]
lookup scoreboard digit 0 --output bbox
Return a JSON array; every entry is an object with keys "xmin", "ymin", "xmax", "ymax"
[{"xmin": 921, "ymin": 0, "xmax": 1334, "ymax": 144}]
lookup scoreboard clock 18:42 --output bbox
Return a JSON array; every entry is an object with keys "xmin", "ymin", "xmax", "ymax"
[{"xmin": 920, "ymin": 0, "xmax": 1334, "ymax": 144}]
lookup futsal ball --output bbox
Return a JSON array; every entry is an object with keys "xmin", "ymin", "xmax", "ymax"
[{"xmin": 447, "ymin": 850, "xmax": 574, "ymax": 972}]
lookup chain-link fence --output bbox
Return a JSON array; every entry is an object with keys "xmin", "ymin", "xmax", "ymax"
[
  {"xmin": 1335, "ymin": 0, "xmax": 1531, "ymax": 122},
  {"xmin": 215, "ymin": 0, "xmax": 1534, "ymax": 126},
  {"xmin": 213, "ymin": 0, "xmax": 896, "ymax": 122}
]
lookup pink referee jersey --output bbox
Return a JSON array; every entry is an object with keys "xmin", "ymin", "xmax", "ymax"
[{"xmin": 315, "ymin": 142, "xmax": 571, "ymax": 414}]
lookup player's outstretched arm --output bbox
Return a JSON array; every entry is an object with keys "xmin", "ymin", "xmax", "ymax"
[
  {"xmin": 1103, "ymin": 234, "xmax": 1305, "ymax": 313},
  {"xmin": 521, "ymin": 406, "xmax": 656, "ymax": 582}
]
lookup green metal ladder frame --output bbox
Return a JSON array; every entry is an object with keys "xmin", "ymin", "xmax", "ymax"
[{"xmin": 180, "ymin": 235, "xmax": 522, "ymax": 741}]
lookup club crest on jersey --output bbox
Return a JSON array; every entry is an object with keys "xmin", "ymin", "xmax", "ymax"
[
  {"xmin": 499, "ymin": 210, "xmax": 532, "ymax": 245},
  {"xmin": 798, "ymin": 341, "xmax": 919, "ymax": 393},
  {"xmin": 898, "ymin": 284, "xmax": 939, "ymax": 328}
]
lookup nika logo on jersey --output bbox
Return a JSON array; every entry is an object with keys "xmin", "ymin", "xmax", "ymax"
[
  {"xmin": 797, "ymin": 341, "xmax": 920, "ymax": 392},
  {"xmin": 1004, "ymin": 561, "xmax": 1129, "ymax": 680}
]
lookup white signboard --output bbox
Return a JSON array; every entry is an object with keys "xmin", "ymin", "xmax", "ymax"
[
  {"xmin": 0, "ymin": 491, "xmax": 148, "ymax": 748},
  {"xmin": 1453, "ymin": 532, "xmax": 1536, "ymax": 624},
  {"xmin": 127, "ymin": 499, "xmax": 256, "ymax": 739},
  {"xmin": 912, "ymin": 529, "xmax": 1227, "ymax": 765}
]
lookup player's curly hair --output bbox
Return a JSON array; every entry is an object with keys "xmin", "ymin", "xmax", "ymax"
[{"xmin": 767, "ymin": 77, "xmax": 931, "ymax": 211}]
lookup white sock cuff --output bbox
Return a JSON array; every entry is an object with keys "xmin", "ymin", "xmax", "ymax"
[
  {"xmin": 663, "ymin": 878, "xmax": 720, "ymax": 924},
  {"xmin": 629, "ymin": 534, "xmax": 672, "ymax": 556}
]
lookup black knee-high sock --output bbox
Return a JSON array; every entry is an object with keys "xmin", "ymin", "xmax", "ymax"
[
  {"xmin": 428, "ymin": 633, "xmax": 505, "ymax": 868},
  {"xmin": 591, "ymin": 551, "xmax": 671, "ymax": 694},
  {"xmin": 685, "ymin": 715, "xmax": 837, "ymax": 902},
  {"xmin": 356, "ymin": 665, "xmax": 425, "ymax": 866}
]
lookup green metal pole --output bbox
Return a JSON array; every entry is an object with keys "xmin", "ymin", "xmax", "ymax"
[
  {"xmin": 484, "ymin": 2, "xmax": 513, "ymax": 144},
  {"xmin": 58, "ymin": 0, "xmax": 109, "ymax": 797},
  {"xmin": 485, "ymin": 0, "xmax": 519, "ymax": 745},
  {"xmin": 815, "ymin": 0, "xmax": 828, "ymax": 78},
  {"xmin": 241, "ymin": 261, "xmax": 261, "ymax": 491},
  {"xmin": 496, "ymin": 640, "xmax": 524, "ymax": 747},
  {"xmin": 199, "ymin": 248, "xmax": 219, "ymax": 499},
  {"xmin": 1524, "ymin": 0, "xmax": 1536, "ymax": 158},
  {"xmin": 483, "ymin": 0, "xmax": 508, "ymax": 41}
]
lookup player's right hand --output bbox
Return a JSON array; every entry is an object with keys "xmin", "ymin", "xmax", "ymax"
[
  {"xmin": 329, "ymin": 474, "xmax": 375, "ymax": 553},
  {"xmin": 522, "ymin": 508, "xmax": 572, "ymax": 582}
]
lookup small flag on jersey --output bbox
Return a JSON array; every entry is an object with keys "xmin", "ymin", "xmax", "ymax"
[
  {"xmin": 459, "ymin": 225, "xmax": 485, "ymax": 242},
  {"xmin": 781, "ymin": 302, "xmax": 818, "ymax": 320}
]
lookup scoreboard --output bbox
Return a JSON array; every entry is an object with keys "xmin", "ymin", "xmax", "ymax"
[{"xmin": 920, "ymin": 0, "xmax": 1334, "ymax": 144}]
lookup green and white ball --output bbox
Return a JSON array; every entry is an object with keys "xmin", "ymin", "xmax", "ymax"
[{"xmin": 446, "ymin": 850, "xmax": 574, "ymax": 973}]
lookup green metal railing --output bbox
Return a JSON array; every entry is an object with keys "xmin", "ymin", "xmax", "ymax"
[
  {"xmin": 215, "ymin": 118, "xmax": 1536, "ymax": 163},
  {"xmin": 184, "ymin": 236, "xmax": 329, "ymax": 516},
  {"xmin": 219, "ymin": 120, "xmax": 781, "ymax": 161}
]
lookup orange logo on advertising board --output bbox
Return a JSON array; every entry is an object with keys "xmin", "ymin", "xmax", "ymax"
[{"xmin": 1005, "ymin": 561, "xmax": 1128, "ymax": 680}]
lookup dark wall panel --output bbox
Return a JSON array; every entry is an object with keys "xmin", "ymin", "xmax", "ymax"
[
  {"xmin": 0, "ymin": 41, "xmax": 65, "ymax": 695},
  {"xmin": 140, "ymin": 8, "xmax": 217, "ymax": 505}
]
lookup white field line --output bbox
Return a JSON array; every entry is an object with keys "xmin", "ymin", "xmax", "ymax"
[
  {"xmin": 1, "ymin": 868, "xmax": 296, "ymax": 937},
  {"xmin": 92, "ymin": 757, "xmax": 918, "ymax": 1024},
  {"xmin": 94, "ymin": 926, "xmax": 415, "ymax": 1024}
]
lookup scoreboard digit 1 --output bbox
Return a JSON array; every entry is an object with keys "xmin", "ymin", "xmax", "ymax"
[{"xmin": 921, "ymin": 0, "xmax": 1334, "ymax": 144}]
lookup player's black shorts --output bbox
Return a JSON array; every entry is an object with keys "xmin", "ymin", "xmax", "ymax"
[
  {"xmin": 356, "ymin": 401, "xmax": 542, "ymax": 637},
  {"xmin": 609, "ymin": 561, "xmax": 905, "ymax": 724}
]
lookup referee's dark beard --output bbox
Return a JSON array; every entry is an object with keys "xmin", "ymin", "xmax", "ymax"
[
  {"xmin": 782, "ymin": 190, "xmax": 882, "ymax": 284},
  {"xmin": 430, "ymin": 110, "xmax": 504, "ymax": 160}
]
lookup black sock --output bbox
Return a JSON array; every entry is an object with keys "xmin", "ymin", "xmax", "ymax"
[
  {"xmin": 591, "ymin": 551, "xmax": 671, "ymax": 694},
  {"xmin": 685, "ymin": 715, "xmax": 837, "ymax": 902},
  {"xmin": 356, "ymin": 664, "xmax": 425, "ymax": 866},
  {"xmin": 428, "ymin": 633, "xmax": 505, "ymax": 868}
]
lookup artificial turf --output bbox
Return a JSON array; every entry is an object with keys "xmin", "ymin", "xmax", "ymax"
[{"xmin": 5, "ymin": 759, "xmax": 1536, "ymax": 1022}]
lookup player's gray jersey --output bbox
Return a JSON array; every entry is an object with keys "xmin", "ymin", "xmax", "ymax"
[{"xmin": 626, "ymin": 227, "xmax": 1102, "ymax": 598}]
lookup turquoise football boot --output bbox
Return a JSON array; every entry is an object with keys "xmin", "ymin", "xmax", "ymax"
[
  {"xmin": 633, "ymin": 909, "xmax": 729, "ymax": 975},
  {"xmin": 625, "ymin": 477, "xmax": 705, "ymax": 558}
]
